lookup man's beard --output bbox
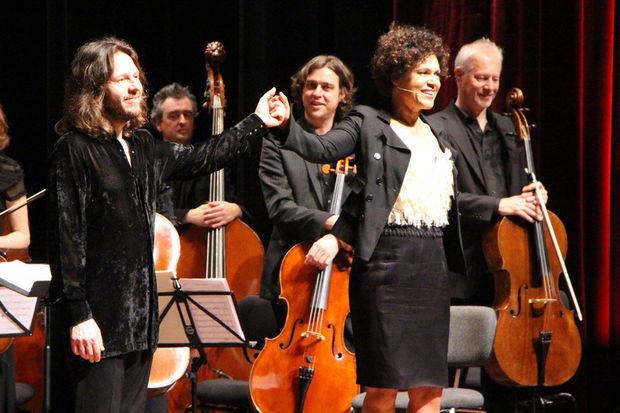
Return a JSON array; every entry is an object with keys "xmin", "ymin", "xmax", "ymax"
[{"xmin": 104, "ymin": 95, "xmax": 142, "ymax": 124}]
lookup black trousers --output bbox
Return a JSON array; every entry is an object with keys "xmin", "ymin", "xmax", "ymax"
[{"xmin": 52, "ymin": 349, "xmax": 153, "ymax": 413}]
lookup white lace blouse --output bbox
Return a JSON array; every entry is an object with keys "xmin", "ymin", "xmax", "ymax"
[{"xmin": 387, "ymin": 125, "xmax": 454, "ymax": 228}]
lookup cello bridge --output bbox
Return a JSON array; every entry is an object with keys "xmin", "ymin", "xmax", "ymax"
[
  {"xmin": 301, "ymin": 331, "xmax": 325, "ymax": 341},
  {"xmin": 529, "ymin": 298, "xmax": 557, "ymax": 316}
]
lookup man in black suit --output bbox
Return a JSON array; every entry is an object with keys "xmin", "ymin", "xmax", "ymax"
[
  {"xmin": 152, "ymin": 83, "xmax": 246, "ymax": 230},
  {"xmin": 258, "ymin": 55, "xmax": 355, "ymax": 324},
  {"xmin": 428, "ymin": 38, "xmax": 547, "ymax": 305}
]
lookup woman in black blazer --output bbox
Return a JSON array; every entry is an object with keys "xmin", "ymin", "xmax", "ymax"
[{"xmin": 271, "ymin": 24, "xmax": 454, "ymax": 413}]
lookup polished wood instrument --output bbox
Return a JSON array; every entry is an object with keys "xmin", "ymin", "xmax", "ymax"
[
  {"xmin": 164, "ymin": 41, "xmax": 264, "ymax": 413},
  {"xmin": 483, "ymin": 88, "xmax": 582, "ymax": 387},
  {"xmin": 148, "ymin": 213, "xmax": 191, "ymax": 397},
  {"xmin": 249, "ymin": 157, "xmax": 358, "ymax": 413}
]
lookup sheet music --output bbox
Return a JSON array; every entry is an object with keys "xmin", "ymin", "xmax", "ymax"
[
  {"xmin": 0, "ymin": 260, "xmax": 51, "ymax": 296},
  {"xmin": 156, "ymin": 273, "xmax": 245, "ymax": 345},
  {"xmin": 0, "ymin": 287, "xmax": 37, "ymax": 335},
  {"xmin": 180, "ymin": 278, "xmax": 245, "ymax": 343}
]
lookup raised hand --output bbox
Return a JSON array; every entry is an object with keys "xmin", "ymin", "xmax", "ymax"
[
  {"xmin": 255, "ymin": 88, "xmax": 289, "ymax": 127},
  {"xmin": 269, "ymin": 92, "xmax": 290, "ymax": 129}
]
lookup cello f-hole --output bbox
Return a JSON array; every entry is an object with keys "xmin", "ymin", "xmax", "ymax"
[
  {"xmin": 280, "ymin": 318, "xmax": 304, "ymax": 350},
  {"xmin": 325, "ymin": 323, "xmax": 342, "ymax": 359}
]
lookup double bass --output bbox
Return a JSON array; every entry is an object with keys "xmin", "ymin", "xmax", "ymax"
[
  {"xmin": 163, "ymin": 41, "xmax": 265, "ymax": 413},
  {"xmin": 249, "ymin": 157, "xmax": 359, "ymax": 413},
  {"xmin": 483, "ymin": 88, "xmax": 582, "ymax": 387},
  {"xmin": 179, "ymin": 40, "xmax": 264, "ymax": 375}
]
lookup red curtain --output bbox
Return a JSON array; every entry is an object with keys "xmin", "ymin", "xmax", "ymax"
[{"xmin": 394, "ymin": 1, "xmax": 619, "ymax": 411}]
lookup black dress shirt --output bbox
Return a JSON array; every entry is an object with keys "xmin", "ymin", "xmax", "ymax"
[{"xmin": 454, "ymin": 104, "xmax": 508, "ymax": 201}]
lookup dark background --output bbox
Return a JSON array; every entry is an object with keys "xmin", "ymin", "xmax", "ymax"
[
  {"xmin": 0, "ymin": 0, "xmax": 392, "ymax": 257},
  {"xmin": 0, "ymin": 1, "xmax": 618, "ymax": 412}
]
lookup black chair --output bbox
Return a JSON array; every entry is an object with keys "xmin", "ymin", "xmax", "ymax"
[
  {"xmin": 351, "ymin": 306, "xmax": 497, "ymax": 413},
  {"xmin": 194, "ymin": 379, "xmax": 251, "ymax": 412},
  {"xmin": 192, "ymin": 295, "xmax": 280, "ymax": 412},
  {"xmin": 16, "ymin": 382, "xmax": 35, "ymax": 412}
]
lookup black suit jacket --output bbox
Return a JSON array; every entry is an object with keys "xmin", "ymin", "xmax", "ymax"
[
  {"xmin": 427, "ymin": 103, "xmax": 527, "ymax": 299},
  {"xmin": 259, "ymin": 121, "xmax": 352, "ymax": 300},
  {"xmin": 281, "ymin": 105, "xmax": 465, "ymax": 268}
]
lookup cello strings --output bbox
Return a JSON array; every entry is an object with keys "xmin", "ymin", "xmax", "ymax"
[
  {"xmin": 307, "ymin": 165, "xmax": 348, "ymax": 336},
  {"xmin": 308, "ymin": 270, "xmax": 324, "ymax": 334},
  {"xmin": 524, "ymin": 139, "xmax": 557, "ymax": 303}
]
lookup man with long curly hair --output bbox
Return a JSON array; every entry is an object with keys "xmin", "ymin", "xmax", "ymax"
[
  {"xmin": 47, "ymin": 36, "xmax": 286, "ymax": 413},
  {"xmin": 259, "ymin": 55, "xmax": 356, "ymax": 309}
]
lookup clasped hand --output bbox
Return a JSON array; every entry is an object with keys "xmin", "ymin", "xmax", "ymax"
[
  {"xmin": 499, "ymin": 181, "xmax": 548, "ymax": 223},
  {"xmin": 185, "ymin": 201, "xmax": 242, "ymax": 228},
  {"xmin": 254, "ymin": 88, "xmax": 290, "ymax": 128}
]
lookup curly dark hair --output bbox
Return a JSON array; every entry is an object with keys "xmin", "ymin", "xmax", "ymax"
[
  {"xmin": 371, "ymin": 23, "xmax": 449, "ymax": 97},
  {"xmin": 55, "ymin": 36, "xmax": 149, "ymax": 139},
  {"xmin": 290, "ymin": 55, "xmax": 356, "ymax": 123}
]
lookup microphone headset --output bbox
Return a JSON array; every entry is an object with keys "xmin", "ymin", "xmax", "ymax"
[{"xmin": 394, "ymin": 86, "xmax": 418, "ymax": 93}]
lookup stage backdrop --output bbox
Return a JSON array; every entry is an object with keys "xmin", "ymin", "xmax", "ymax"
[
  {"xmin": 394, "ymin": 1, "xmax": 619, "ymax": 411},
  {"xmin": 0, "ymin": 0, "xmax": 392, "ymax": 259},
  {"xmin": 0, "ymin": 0, "xmax": 617, "ymax": 412}
]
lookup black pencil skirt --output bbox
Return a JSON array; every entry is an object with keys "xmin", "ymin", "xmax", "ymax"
[{"xmin": 349, "ymin": 225, "xmax": 450, "ymax": 389}]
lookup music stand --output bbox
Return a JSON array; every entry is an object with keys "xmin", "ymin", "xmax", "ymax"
[
  {"xmin": 156, "ymin": 272, "xmax": 249, "ymax": 413},
  {"xmin": 0, "ymin": 262, "xmax": 49, "ymax": 336},
  {"xmin": 0, "ymin": 261, "xmax": 51, "ymax": 412}
]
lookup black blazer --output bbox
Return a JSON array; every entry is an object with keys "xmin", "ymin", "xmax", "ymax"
[
  {"xmin": 282, "ymin": 105, "xmax": 464, "ymax": 266},
  {"xmin": 427, "ymin": 103, "xmax": 527, "ymax": 298},
  {"xmin": 259, "ymin": 122, "xmax": 353, "ymax": 300}
]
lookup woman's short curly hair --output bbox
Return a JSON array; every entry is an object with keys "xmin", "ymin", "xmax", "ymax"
[{"xmin": 371, "ymin": 23, "xmax": 449, "ymax": 97}]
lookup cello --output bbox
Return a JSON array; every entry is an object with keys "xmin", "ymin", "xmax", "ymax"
[
  {"xmin": 249, "ymin": 157, "xmax": 359, "ymax": 413},
  {"xmin": 483, "ymin": 88, "xmax": 582, "ymax": 387},
  {"xmin": 163, "ymin": 41, "xmax": 265, "ymax": 413},
  {"xmin": 148, "ymin": 213, "xmax": 191, "ymax": 397}
]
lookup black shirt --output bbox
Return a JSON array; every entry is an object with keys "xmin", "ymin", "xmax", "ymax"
[{"xmin": 453, "ymin": 103, "xmax": 508, "ymax": 199}]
